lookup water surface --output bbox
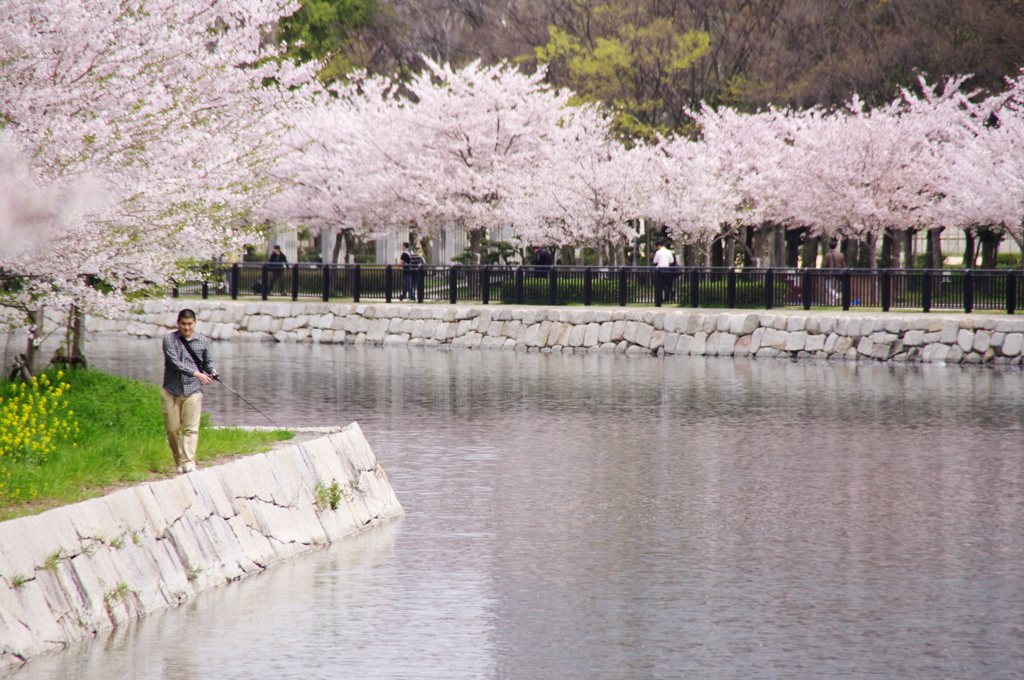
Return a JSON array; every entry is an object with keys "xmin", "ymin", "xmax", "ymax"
[{"xmin": 11, "ymin": 339, "xmax": 1024, "ymax": 679}]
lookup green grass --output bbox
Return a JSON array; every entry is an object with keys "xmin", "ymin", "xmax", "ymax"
[{"xmin": 0, "ymin": 369, "xmax": 292, "ymax": 520}]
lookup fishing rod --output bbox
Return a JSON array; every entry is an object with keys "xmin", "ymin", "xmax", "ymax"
[{"xmin": 211, "ymin": 373, "xmax": 285, "ymax": 430}]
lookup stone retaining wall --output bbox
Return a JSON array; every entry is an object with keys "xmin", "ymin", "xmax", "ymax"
[
  {"xmin": 92, "ymin": 300, "xmax": 1024, "ymax": 365},
  {"xmin": 0, "ymin": 424, "xmax": 403, "ymax": 671}
]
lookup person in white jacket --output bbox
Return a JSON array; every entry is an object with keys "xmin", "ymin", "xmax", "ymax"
[{"xmin": 653, "ymin": 242, "xmax": 676, "ymax": 302}]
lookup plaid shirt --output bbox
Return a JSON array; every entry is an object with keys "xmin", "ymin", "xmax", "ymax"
[{"xmin": 162, "ymin": 331, "xmax": 217, "ymax": 397}]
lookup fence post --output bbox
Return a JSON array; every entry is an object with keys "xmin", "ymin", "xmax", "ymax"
[
  {"xmin": 291, "ymin": 264, "xmax": 299, "ymax": 301},
  {"xmin": 963, "ymin": 270, "xmax": 973, "ymax": 314},
  {"xmin": 321, "ymin": 264, "xmax": 330, "ymax": 302},
  {"xmin": 764, "ymin": 269, "xmax": 774, "ymax": 309},
  {"xmin": 801, "ymin": 269, "xmax": 812, "ymax": 310},
  {"xmin": 881, "ymin": 269, "xmax": 891, "ymax": 312},
  {"xmin": 1008, "ymin": 271, "xmax": 1018, "ymax": 315},
  {"xmin": 727, "ymin": 269, "xmax": 737, "ymax": 309},
  {"xmin": 922, "ymin": 270, "xmax": 931, "ymax": 313},
  {"xmin": 654, "ymin": 268, "xmax": 663, "ymax": 307},
  {"xmin": 690, "ymin": 268, "xmax": 700, "ymax": 308},
  {"xmin": 482, "ymin": 266, "xmax": 490, "ymax": 305},
  {"xmin": 449, "ymin": 265, "xmax": 458, "ymax": 304},
  {"xmin": 515, "ymin": 266, "xmax": 524, "ymax": 305},
  {"xmin": 231, "ymin": 264, "xmax": 239, "ymax": 300},
  {"xmin": 385, "ymin": 265, "xmax": 393, "ymax": 303},
  {"xmin": 548, "ymin": 267, "xmax": 558, "ymax": 306},
  {"xmin": 353, "ymin": 264, "xmax": 361, "ymax": 303},
  {"xmin": 172, "ymin": 283, "xmax": 179, "ymax": 298},
  {"xmin": 417, "ymin": 265, "xmax": 425, "ymax": 303},
  {"xmin": 261, "ymin": 265, "xmax": 268, "ymax": 301},
  {"xmin": 201, "ymin": 281, "xmax": 208, "ymax": 299},
  {"xmin": 584, "ymin": 267, "xmax": 593, "ymax": 306},
  {"xmin": 842, "ymin": 270, "xmax": 851, "ymax": 311},
  {"xmin": 618, "ymin": 267, "xmax": 628, "ymax": 307}
]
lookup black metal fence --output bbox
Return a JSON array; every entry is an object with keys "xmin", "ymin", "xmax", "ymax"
[{"xmin": 172, "ymin": 263, "xmax": 1024, "ymax": 314}]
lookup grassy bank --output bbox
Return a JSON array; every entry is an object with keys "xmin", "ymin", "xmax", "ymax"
[{"xmin": 0, "ymin": 368, "xmax": 292, "ymax": 520}]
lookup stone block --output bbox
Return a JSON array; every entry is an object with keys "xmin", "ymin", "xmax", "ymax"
[
  {"xmin": 947, "ymin": 345, "xmax": 965, "ymax": 363},
  {"xmin": 583, "ymin": 323, "xmax": 601, "ymax": 347},
  {"xmin": 903, "ymin": 330, "xmax": 925, "ymax": 347},
  {"xmin": 689, "ymin": 332, "xmax": 707, "ymax": 355},
  {"xmin": 717, "ymin": 333, "xmax": 737, "ymax": 356},
  {"xmin": 734, "ymin": 334, "xmax": 752, "ymax": 356},
  {"xmin": 957, "ymin": 329, "xmax": 974, "ymax": 353},
  {"xmin": 785, "ymin": 331, "xmax": 807, "ymax": 352},
  {"xmin": 748, "ymin": 327, "xmax": 765, "ymax": 354},
  {"xmin": 568, "ymin": 325, "xmax": 588, "ymax": 347},
  {"xmin": 545, "ymin": 322, "xmax": 564, "ymax": 347},
  {"xmin": 623, "ymin": 321, "xmax": 639, "ymax": 344},
  {"xmin": 1002, "ymin": 333, "xmax": 1023, "ymax": 357},
  {"xmin": 939, "ymin": 320, "xmax": 959, "ymax": 345},
  {"xmin": 805, "ymin": 333, "xmax": 826, "ymax": 352},
  {"xmin": 671, "ymin": 335, "xmax": 693, "ymax": 355},
  {"xmin": 973, "ymin": 330, "xmax": 992, "ymax": 353},
  {"xmin": 635, "ymin": 323, "xmax": 655, "ymax": 348},
  {"xmin": 770, "ymin": 330, "xmax": 790, "ymax": 351}
]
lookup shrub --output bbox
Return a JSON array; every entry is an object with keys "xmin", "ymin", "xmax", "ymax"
[
  {"xmin": 497, "ymin": 277, "xmax": 643, "ymax": 304},
  {"xmin": 0, "ymin": 372, "xmax": 80, "ymax": 500}
]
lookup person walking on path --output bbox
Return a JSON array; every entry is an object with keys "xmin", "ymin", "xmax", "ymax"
[
  {"xmin": 653, "ymin": 241, "xmax": 677, "ymax": 302},
  {"xmin": 162, "ymin": 308, "xmax": 217, "ymax": 474},
  {"xmin": 400, "ymin": 242, "xmax": 423, "ymax": 301},
  {"xmin": 531, "ymin": 245, "xmax": 553, "ymax": 278},
  {"xmin": 820, "ymin": 239, "xmax": 846, "ymax": 305},
  {"xmin": 268, "ymin": 244, "xmax": 288, "ymax": 294}
]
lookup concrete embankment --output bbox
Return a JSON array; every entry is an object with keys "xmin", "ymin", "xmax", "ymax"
[
  {"xmin": 0, "ymin": 424, "xmax": 403, "ymax": 671},
  {"xmin": 89, "ymin": 299, "xmax": 1024, "ymax": 365}
]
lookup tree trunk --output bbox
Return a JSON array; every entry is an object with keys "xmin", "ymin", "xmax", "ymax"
[
  {"xmin": 468, "ymin": 228, "xmax": 485, "ymax": 265},
  {"xmin": 418, "ymin": 236, "xmax": 434, "ymax": 265},
  {"xmin": 881, "ymin": 229, "xmax": 896, "ymax": 269},
  {"xmin": 927, "ymin": 227, "xmax": 945, "ymax": 269},
  {"xmin": 963, "ymin": 229, "xmax": 976, "ymax": 269},
  {"xmin": 24, "ymin": 307, "xmax": 43, "ymax": 377},
  {"xmin": 771, "ymin": 224, "xmax": 785, "ymax": 268},
  {"xmin": 786, "ymin": 227, "xmax": 804, "ymax": 267},
  {"xmin": 801, "ymin": 234, "xmax": 818, "ymax": 268},
  {"xmin": 978, "ymin": 226, "xmax": 1002, "ymax": 270},
  {"xmin": 711, "ymin": 238, "xmax": 725, "ymax": 267},
  {"xmin": 53, "ymin": 304, "xmax": 89, "ymax": 369},
  {"xmin": 901, "ymin": 229, "xmax": 914, "ymax": 269}
]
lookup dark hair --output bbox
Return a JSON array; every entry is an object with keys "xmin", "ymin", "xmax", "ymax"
[
  {"xmin": 403, "ymin": 242, "xmax": 411, "ymax": 248},
  {"xmin": 272, "ymin": 245, "xmax": 281, "ymax": 250},
  {"xmin": 178, "ymin": 309, "xmax": 196, "ymax": 321}
]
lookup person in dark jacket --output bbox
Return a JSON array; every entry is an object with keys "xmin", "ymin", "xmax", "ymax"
[
  {"xmin": 531, "ymin": 246, "xmax": 553, "ymax": 278},
  {"xmin": 268, "ymin": 245, "xmax": 287, "ymax": 293}
]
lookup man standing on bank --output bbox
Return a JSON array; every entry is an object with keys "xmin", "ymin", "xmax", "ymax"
[{"xmin": 162, "ymin": 309, "xmax": 217, "ymax": 474}]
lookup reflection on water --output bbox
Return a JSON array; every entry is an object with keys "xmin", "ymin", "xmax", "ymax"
[{"xmin": 11, "ymin": 338, "xmax": 1024, "ymax": 679}]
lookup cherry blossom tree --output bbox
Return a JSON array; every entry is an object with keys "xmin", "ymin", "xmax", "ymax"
[
  {"xmin": 269, "ymin": 59, "xmax": 586, "ymax": 263},
  {"xmin": 0, "ymin": 0, "xmax": 320, "ymax": 366},
  {"xmin": 519, "ymin": 105, "xmax": 654, "ymax": 258},
  {"xmin": 935, "ymin": 72, "xmax": 1024, "ymax": 266}
]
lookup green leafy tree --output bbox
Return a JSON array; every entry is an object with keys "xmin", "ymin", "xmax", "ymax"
[
  {"xmin": 534, "ymin": 2, "xmax": 710, "ymax": 140},
  {"xmin": 278, "ymin": 0, "xmax": 379, "ymax": 80}
]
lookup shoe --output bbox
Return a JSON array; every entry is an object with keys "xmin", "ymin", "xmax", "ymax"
[
  {"xmin": 182, "ymin": 462, "xmax": 196, "ymax": 473},
  {"xmin": 176, "ymin": 466, "xmax": 184, "ymax": 475}
]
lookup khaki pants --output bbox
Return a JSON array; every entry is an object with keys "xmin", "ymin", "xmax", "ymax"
[{"xmin": 161, "ymin": 389, "xmax": 202, "ymax": 469}]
